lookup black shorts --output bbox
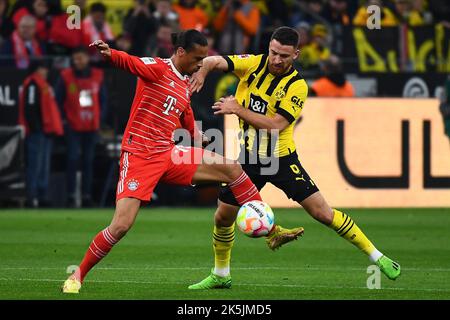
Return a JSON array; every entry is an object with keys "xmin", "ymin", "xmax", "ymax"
[{"xmin": 219, "ymin": 151, "xmax": 320, "ymax": 206}]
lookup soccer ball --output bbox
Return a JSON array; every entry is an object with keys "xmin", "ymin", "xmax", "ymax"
[{"xmin": 236, "ymin": 200, "xmax": 275, "ymax": 238}]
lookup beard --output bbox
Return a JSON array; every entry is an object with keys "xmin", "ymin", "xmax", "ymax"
[{"xmin": 268, "ymin": 63, "xmax": 289, "ymax": 76}]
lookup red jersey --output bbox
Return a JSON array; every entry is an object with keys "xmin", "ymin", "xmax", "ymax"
[{"xmin": 109, "ymin": 49, "xmax": 197, "ymax": 157}]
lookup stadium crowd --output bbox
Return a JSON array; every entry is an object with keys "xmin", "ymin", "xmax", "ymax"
[
  {"xmin": 0, "ymin": 0, "xmax": 449, "ymax": 208},
  {"xmin": 1, "ymin": 0, "xmax": 449, "ymax": 70}
]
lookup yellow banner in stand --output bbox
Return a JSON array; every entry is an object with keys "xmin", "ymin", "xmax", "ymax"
[{"xmin": 224, "ymin": 98, "xmax": 450, "ymax": 208}]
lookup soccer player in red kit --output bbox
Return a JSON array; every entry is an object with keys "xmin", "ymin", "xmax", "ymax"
[{"xmin": 62, "ymin": 30, "xmax": 270, "ymax": 293}]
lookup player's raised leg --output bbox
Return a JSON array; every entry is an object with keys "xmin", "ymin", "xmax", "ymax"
[
  {"xmin": 300, "ymin": 192, "xmax": 401, "ymax": 280},
  {"xmin": 62, "ymin": 198, "xmax": 141, "ymax": 293},
  {"xmin": 192, "ymin": 150, "xmax": 262, "ymax": 204},
  {"xmin": 188, "ymin": 150, "xmax": 303, "ymax": 290}
]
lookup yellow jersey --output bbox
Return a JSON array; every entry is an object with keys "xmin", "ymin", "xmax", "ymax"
[{"xmin": 224, "ymin": 54, "xmax": 308, "ymax": 158}]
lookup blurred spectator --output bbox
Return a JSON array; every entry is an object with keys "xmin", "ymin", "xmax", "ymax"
[
  {"xmin": 115, "ymin": 33, "xmax": 132, "ymax": 52},
  {"xmin": 292, "ymin": 0, "xmax": 326, "ymax": 26},
  {"xmin": 18, "ymin": 58, "xmax": 64, "ymax": 208},
  {"xmin": 429, "ymin": 0, "xmax": 450, "ymax": 27},
  {"xmin": 353, "ymin": 0, "xmax": 398, "ymax": 26},
  {"xmin": 295, "ymin": 21, "xmax": 311, "ymax": 50},
  {"xmin": 393, "ymin": 0, "xmax": 427, "ymax": 26},
  {"xmin": 123, "ymin": 0, "xmax": 158, "ymax": 56},
  {"xmin": 55, "ymin": 46, "xmax": 107, "ymax": 208},
  {"xmin": 82, "ymin": 2, "xmax": 114, "ymax": 56},
  {"xmin": 197, "ymin": 0, "xmax": 222, "ymax": 20},
  {"xmin": 153, "ymin": 0, "xmax": 179, "ymax": 29},
  {"xmin": 172, "ymin": 0, "xmax": 208, "ymax": 31},
  {"xmin": 306, "ymin": 0, "xmax": 326, "ymax": 19},
  {"xmin": 0, "ymin": 0, "xmax": 14, "ymax": 46},
  {"xmin": 73, "ymin": 0, "xmax": 88, "ymax": 19},
  {"xmin": 213, "ymin": 0, "xmax": 260, "ymax": 54},
  {"xmin": 412, "ymin": 0, "xmax": 433, "ymax": 24},
  {"xmin": 46, "ymin": 0, "xmax": 83, "ymax": 54},
  {"xmin": 264, "ymin": 0, "xmax": 292, "ymax": 27},
  {"xmin": 149, "ymin": 20, "xmax": 174, "ymax": 58},
  {"xmin": 322, "ymin": 0, "xmax": 351, "ymax": 25},
  {"xmin": 12, "ymin": 0, "xmax": 49, "ymax": 41},
  {"xmin": 310, "ymin": 55, "xmax": 355, "ymax": 97},
  {"xmin": 0, "ymin": 15, "xmax": 45, "ymax": 69},
  {"xmin": 298, "ymin": 23, "xmax": 330, "ymax": 70},
  {"xmin": 439, "ymin": 76, "xmax": 450, "ymax": 143},
  {"xmin": 203, "ymin": 28, "xmax": 218, "ymax": 56}
]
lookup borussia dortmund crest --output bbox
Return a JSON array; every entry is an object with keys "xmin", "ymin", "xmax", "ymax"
[{"xmin": 275, "ymin": 89, "xmax": 286, "ymax": 100}]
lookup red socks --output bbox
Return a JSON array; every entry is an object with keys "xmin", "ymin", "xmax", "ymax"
[
  {"xmin": 73, "ymin": 172, "xmax": 259, "ymax": 282},
  {"xmin": 76, "ymin": 228, "xmax": 118, "ymax": 282},
  {"xmin": 228, "ymin": 171, "xmax": 262, "ymax": 205}
]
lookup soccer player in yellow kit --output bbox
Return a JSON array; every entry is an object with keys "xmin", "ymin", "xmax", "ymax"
[{"xmin": 189, "ymin": 27, "xmax": 401, "ymax": 289}]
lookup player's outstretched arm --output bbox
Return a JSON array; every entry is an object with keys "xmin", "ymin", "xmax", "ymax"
[
  {"xmin": 90, "ymin": 40, "xmax": 161, "ymax": 81},
  {"xmin": 190, "ymin": 56, "xmax": 229, "ymax": 93}
]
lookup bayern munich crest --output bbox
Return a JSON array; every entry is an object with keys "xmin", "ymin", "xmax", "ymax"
[{"xmin": 127, "ymin": 179, "xmax": 139, "ymax": 191}]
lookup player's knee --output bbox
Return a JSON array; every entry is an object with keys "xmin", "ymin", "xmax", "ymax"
[
  {"xmin": 310, "ymin": 206, "xmax": 333, "ymax": 225},
  {"xmin": 215, "ymin": 201, "xmax": 238, "ymax": 226},
  {"xmin": 224, "ymin": 162, "xmax": 242, "ymax": 182},
  {"xmin": 215, "ymin": 211, "xmax": 235, "ymax": 227},
  {"xmin": 109, "ymin": 221, "xmax": 133, "ymax": 239}
]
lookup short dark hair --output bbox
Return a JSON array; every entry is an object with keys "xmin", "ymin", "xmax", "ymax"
[
  {"xmin": 171, "ymin": 29, "xmax": 208, "ymax": 52},
  {"xmin": 271, "ymin": 27, "xmax": 300, "ymax": 48},
  {"xmin": 28, "ymin": 58, "xmax": 50, "ymax": 75},
  {"xmin": 90, "ymin": 2, "xmax": 107, "ymax": 14}
]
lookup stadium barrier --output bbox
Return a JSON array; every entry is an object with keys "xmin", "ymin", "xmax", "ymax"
[{"xmin": 225, "ymin": 98, "xmax": 450, "ymax": 208}]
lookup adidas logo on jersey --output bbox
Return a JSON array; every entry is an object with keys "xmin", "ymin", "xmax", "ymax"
[{"xmin": 169, "ymin": 81, "xmax": 175, "ymax": 88}]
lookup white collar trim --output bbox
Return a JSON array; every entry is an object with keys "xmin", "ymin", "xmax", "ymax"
[{"xmin": 165, "ymin": 58, "xmax": 187, "ymax": 81}]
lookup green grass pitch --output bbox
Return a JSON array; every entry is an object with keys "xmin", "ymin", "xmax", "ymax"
[{"xmin": 1, "ymin": 208, "xmax": 449, "ymax": 300}]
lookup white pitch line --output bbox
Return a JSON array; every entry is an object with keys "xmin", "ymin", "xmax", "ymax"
[
  {"xmin": 1, "ymin": 266, "xmax": 450, "ymax": 272},
  {"xmin": 0, "ymin": 277, "xmax": 450, "ymax": 293}
]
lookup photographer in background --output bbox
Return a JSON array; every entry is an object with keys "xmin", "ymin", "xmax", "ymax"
[
  {"xmin": 55, "ymin": 47, "xmax": 107, "ymax": 208},
  {"xmin": 18, "ymin": 58, "xmax": 64, "ymax": 208},
  {"xmin": 213, "ymin": 0, "xmax": 260, "ymax": 54}
]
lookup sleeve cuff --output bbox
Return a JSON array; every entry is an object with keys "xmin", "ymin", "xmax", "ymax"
[
  {"xmin": 276, "ymin": 108, "xmax": 296, "ymax": 124},
  {"xmin": 222, "ymin": 55, "xmax": 234, "ymax": 72}
]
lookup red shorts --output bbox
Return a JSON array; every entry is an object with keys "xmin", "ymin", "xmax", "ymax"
[{"xmin": 116, "ymin": 145, "xmax": 204, "ymax": 203}]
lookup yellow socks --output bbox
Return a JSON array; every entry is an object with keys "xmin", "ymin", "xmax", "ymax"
[
  {"xmin": 330, "ymin": 209, "xmax": 382, "ymax": 262},
  {"xmin": 213, "ymin": 224, "xmax": 235, "ymax": 277}
]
